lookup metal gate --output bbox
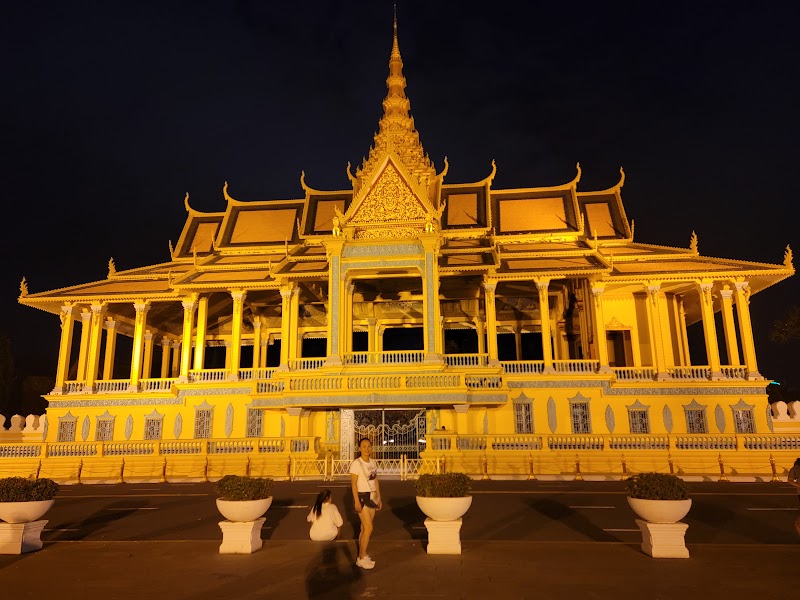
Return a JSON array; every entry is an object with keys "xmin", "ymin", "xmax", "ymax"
[{"xmin": 353, "ymin": 409, "xmax": 427, "ymax": 460}]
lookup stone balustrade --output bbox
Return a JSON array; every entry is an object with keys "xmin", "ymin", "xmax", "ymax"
[{"xmin": 0, "ymin": 414, "xmax": 46, "ymax": 442}]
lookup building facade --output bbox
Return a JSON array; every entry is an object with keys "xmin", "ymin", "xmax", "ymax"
[{"xmin": 10, "ymin": 21, "xmax": 797, "ymax": 482}]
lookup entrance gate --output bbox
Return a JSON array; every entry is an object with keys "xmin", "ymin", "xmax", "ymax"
[{"xmin": 351, "ymin": 409, "xmax": 427, "ymax": 461}]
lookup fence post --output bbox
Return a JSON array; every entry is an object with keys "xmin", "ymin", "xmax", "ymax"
[
  {"xmin": 35, "ymin": 459, "xmax": 42, "ymax": 480},
  {"xmin": 574, "ymin": 454, "xmax": 583, "ymax": 481},
  {"xmin": 77, "ymin": 459, "xmax": 83, "ymax": 484},
  {"xmin": 620, "ymin": 454, "xmax": 628, "ymax": 481},
  {"xmin": 118, "ymin": 458, "xmax": 125, "ymax": 484},
  {"xmin": 769, "ymin": 453, "xmax": 780, "ymax": 482},
  {"xmin": 668, "ymin": 452, "xmax": 675, "ymax": 475},
  {"xmin": 718, "ymin": 453, "xmax": 729, "ymax": 482},
  {"xmin": 481, "ymin": 454, "xmax": 490, "ymax": 480},
  {"xmin": 527, "ymin": 454, "xmax": 536, "ymax": 481},
  {"xmin": 160, "ymin": 457, "xmax": 167, "ymax": 483}
]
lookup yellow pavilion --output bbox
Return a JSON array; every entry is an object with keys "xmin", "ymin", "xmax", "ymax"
[{"xmin": 9, "ymin": 19, "xmax": 797, "ymax": 483}]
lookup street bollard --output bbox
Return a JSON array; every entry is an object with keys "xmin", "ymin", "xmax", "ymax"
[
  {"xmin": 668, "ymin": 453, "xmax": 675, "ymax": 475},
  {"xmin": 77, "ymin": 459, "xmax": 83, "ymax": 484},
  {"xmin": 160, "ymin": 458, "xmax": 167, "ymax": 483},
  {"xmin": 528, "ymin": 455, "xmax": 536, "ymax": 480},
  {"xmin": 620, "ymin": 454, "xmax": 628, "ymax": 481},
  {"xmin": 118, "ymin": 458, "xmax": 125, "ymax": 484}
]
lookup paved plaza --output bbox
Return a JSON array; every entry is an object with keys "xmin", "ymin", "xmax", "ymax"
[{"xmin": 2, "ymin": 480, "xmax": 799, "ymax": 599}]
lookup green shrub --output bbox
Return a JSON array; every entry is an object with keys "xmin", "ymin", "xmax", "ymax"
[
  {"xmin": 0, "ymin": 477, "xmax": 59, "ymax": 502},
  {"xmin": 625, "ymin": 472, "xmax": 688, "ymax": 500},
  {"xmin": 415, "ymin": 473, "xmax": 471, "ymax": 498},
  {"xmin": 215, "ymin": 475, "xmax": 273, "ymax": 501}
]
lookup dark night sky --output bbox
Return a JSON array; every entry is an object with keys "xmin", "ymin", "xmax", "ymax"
[{"xmin": 1, "ymin": 2, "xmax": 798, "ymax": 392}]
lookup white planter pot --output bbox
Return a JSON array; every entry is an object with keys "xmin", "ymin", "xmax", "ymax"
[
  {"xmin": 0, "ymin": 500, "xmax": 55, "ymax": 524},
  {"xmin": 216, "ymin": 497, "xmax": 272, "ymax": 522},
  {"xmin": 416, "ymin": 496, "xmax": 473, "ymax": 521},
  {"xmin": 627, "ymin": 497, "xmax": 692, "ymax": 524}
]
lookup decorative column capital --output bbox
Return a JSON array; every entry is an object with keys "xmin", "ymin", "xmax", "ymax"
[
  {"xmin": 80, "ymin": 309, "xmax": 92, "ymax": 322},
  {"xmin": 590, "ymin": 285, "xmax": 605, "ymax": 307},
  {"xmin": 699, "ymin": 282, "xmax": 714, "ymax": 305},
  {"xmin": 482, "ymin": 281, "xmax": 497, "ymax": 296},
  {"xmin": 733, "ymin": 280, "xmax": 751, "ymax": 304},
  {"xmin": 230, "ymin": 290, "xmax": 247, "ymax": 303},
  {"xmin": 104, "ymin": 317, "xmax": 117, "ymax": 330},
  {"xmin": 253, "ymin": 319, "xmax": 262, "ymax": 331},
  {"xmin": 719, "ymin": 286, "xmax": 734, "ymax": 301},
  {"xmin": 646, "ymin": 283, "xmax": 661, "ymax": 305},
  {"xmin": 161, "ymin": 336, "xmax": 172, "ymax": 348},
  {"xmin": 181, "ymin": 298, "xmax": 197, "ymax": 312},
  {"xmin": 61, "ymin": 304, "xmax": 76, "ymax": 317},
  {"xmin": 134, "ymin": 301, "xmax": 151, "ymax": 314},
  {"xmin": 144, "ymin": 330, "xmax": 154, "ymax": 341},
  {"xmin": 90, "ymin": 303, "xmax": 107, "ymax": 316},
  {"xmin": 534, "ymin": 278, "xmax": 550, "ymax": 292}
]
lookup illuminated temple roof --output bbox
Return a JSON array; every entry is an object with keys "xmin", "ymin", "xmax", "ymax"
[{"xmin": 19, "ymin": 16, "xmax": 794, "ymax": 328}]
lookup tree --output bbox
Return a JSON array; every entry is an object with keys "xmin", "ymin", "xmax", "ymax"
[{"xmin": 770, "ymin": 305, "xmax": 800, "ymax": 343}]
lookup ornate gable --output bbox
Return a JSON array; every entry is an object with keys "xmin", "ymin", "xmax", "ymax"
[{"xmin": 350, "ymin": 159, "xmax": 428, "ymax": 224}]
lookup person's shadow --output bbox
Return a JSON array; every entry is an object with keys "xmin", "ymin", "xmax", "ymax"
[{"xmin": 305, "ymin": 542, "xmax": 361, "ymax": 599}]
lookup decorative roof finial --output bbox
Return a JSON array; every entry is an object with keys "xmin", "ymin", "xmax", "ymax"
[
  {"xmin": 630, "ymin": 219, "xmax": 635, "ymax": 240},
  {"xmin": 690, "ymin": 230, "xmax": 698, "ymax": 254},
  {"xmin": 184, "ymin": 192, "xmax": 191, "ymax": 212},
  {"xmin": 168, "ymin": 239, "xmax": 174, "ymax": 256},
  {"xmin": 19, "ymin": 277, "xmax": 28, "ymax": 298},
  {"xmin": 784, "ymin": 244, "xmax": 793, "ymax": 268},
  {"xmin": 108, "ymin": 257, "xmax": 116, "ymax": 277}
]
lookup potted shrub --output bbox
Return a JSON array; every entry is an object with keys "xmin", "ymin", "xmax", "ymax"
[
  {"xmin": 214, "ymin": 475, "xmax": 273, "ymax": 522},
  {"xmin": 625, "ymin": 472, "xmax": 691, "ymax": 559},
  {"xmin": 0, "ymin": 477, "xmax": 59, "ymax": 524},
  {"xmin": 625, "ymin": 472, "xmax": 691, "ymax": 523},
  {"xmin": 415, "ymin": 472, "xmax": 473, "ymax": 522}
]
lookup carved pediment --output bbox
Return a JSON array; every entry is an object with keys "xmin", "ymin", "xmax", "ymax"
[{"xmin": 349, "ymin": 160, "xmax": 428, "ymax": 224}]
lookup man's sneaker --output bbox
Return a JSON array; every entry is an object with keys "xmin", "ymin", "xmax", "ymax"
[{"xmin": 356, "ymin": 556, "xmax": 375, "ymax": 569}]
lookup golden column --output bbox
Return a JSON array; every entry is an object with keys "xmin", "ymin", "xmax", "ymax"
[
  {"xmin": 102, "ymin": 318, "xmax": 118, "ymax": 381},
  {"xmin": 179, "ymin": 296, "xmax": 197, "ymax": 382},
  {"xmin": 229, "ymin": 291, "xmax": 246, "ymax": 380},
  {"xmin": 54, "ymin": 304, "xmax": 76, "ymax": 393},
  {"xmin": 718, "ymin": 286, "xmax": 741, "ymax": 367},
  {"xmin": 160, "ymin": 337, "xmax": 171, "ymax": 378},
  {"xmin": 677, "ymin": 297, "xmax": 691, "ymax": 365},
  {"xmin": 474, "ymin": 316, "xmax": 486, "ymax": 357},
  {"xmin": 733, "ymin": 281, "xmax": 761, "ymax": 379},
  {"xmin": 483, "ymin": 281, "xmax": 499, "ymax": 364},
  {"xmin": 76, "ymin": 309, "xmax": 92, "ymax": 382},
  {"xmin": 84, "ymin": 303, "xmax": 107, "ymax": 391},
  {"xmin": 420, "ymin": 233, "xmax": 443, "ymax": 360},
  {"xmin": 646, "ymin": 283, "xmax": 669, "ymax": 379},
  {"xmin": 279, "ymin": 284, "xmax": 299, "ymax": 368},
  {"xmin": 590, "ymin": 284, "xmax": 611, "ymax": 373},
  {"xmin": 252, "ymin": 317, "xmax": 262, "ymax": 370},
  {"xmin": 344, "ymin": 282, "xmax": 355, "ymax": 355},
  {"xmin": 367, "ymin": 318, "xmax": 377, "ymax": 353},
  {"xmin": 324, "ymin": 239, "xmax": 344, "ymax": 364},
  {"xmin": 142, "ymin": 331, "xmax": 154, "ymax": 379},
  {"xmin": 129, "ymin": 301, "xmax": 150, "ymax": 391},
  {"xmin": 698, "ymin": 281, "xmax": 722, "ymax": 379},
  {"xmin": 536, "ymin": 279, "xmax": 555, "ymax": 374},
  {"xmin": 193, "ymin": 295, "xmax": 209, "ymax": 370},
  {"xmin": 170, "ymin": 340, "xmax": 181, "ymax": 377}
]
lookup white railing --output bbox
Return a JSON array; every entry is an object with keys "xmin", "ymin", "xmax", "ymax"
[
  {"xmin": 103, "ymin": 442, "xmax": 155, "ymax": 456},
  {"xmin": 140, "ymin": 378, "xmax": 176, "ymax": 392},
  {"xmin": 501, "ymin": 361, "xmax": 545, "ymax": 374},
  {"xmin": 674, "ymin": 435, "xmax": 737, "ymax": 450},
  {"xmin": 288, "ymin": 358, "xmax": 325, "ymax": 371},
  {"xmin": 491, "ymin": 435, "xmax": 542, "ymax": 451},
  {"xmin": 445, "ymin": 354, "xmax": 489, "ymax": 367},
  {"xmin": 239, "ymin": 368, "xmax": 276, "ymax": 381},
  {"xmin": 465, "ymin": 376, "xmax": 503, "ymax": 389},
  {"xmin": 189, "ymin": 369, "xmax": 229, "ymax": 382},
  {"xmin": 548, "ymin": 435, "xmax": 605, "ymax": 450},
  {"xmin": 742, "ymin": 435, "xmax": 800, "ymax": 450},
  {"xmin": 612, "ymin": 367, "xmax": 657, "ymax": 382},
  {"xmin": 553, "ymin": 360, "xmax": 599, "ymax": 374},
  {"xmin": 348, "ymin": 376, "xmax": 403, "ymax": 390},
  {"xmin": 257, "ymin": 380, "xmax": 285, "ymax": 393},
  {"xmin": 0, "ymin": 444, "xmax": 42, "ymax": 458},
  {"xmin": 720, "ymin": 366, "xmax": 748, "ymax": 380},
  {"xmin": 406, "ymin": 374, "xmax": 460, "ymax": 388},
  {"xmin": 64, "ymin": 381, "xmax": 86, "ymax": 394},
  {"xmin": 608, "ymin": 435, "xmax": 669, "ymax": 450},
  {"xmin": 288, "ymin": 377, "xmax": 342, "ymax": 391},
  {"xmin": 96, "ymin": 380, "xmax": 130, "ymax": 394},
  {"xmin": 344, "ymin": 351, "xmax": 426, "ymax": 366},
  {"xmin": 667, "ymin": 366, "xmax": 711, "ymax": 381}
]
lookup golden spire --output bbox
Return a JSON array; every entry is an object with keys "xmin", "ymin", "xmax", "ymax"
[{"xmin": 355, "ymin": 6, "xmax": 435, "ymax": 193}]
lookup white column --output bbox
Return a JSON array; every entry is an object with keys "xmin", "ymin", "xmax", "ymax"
[
  {"xmin": 698, "ymin": 282, "xmax": 722, "ymax": 380},
  {"xmin": 718, "ymin": 286, "xmax": 740, "ymax": 367}
]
